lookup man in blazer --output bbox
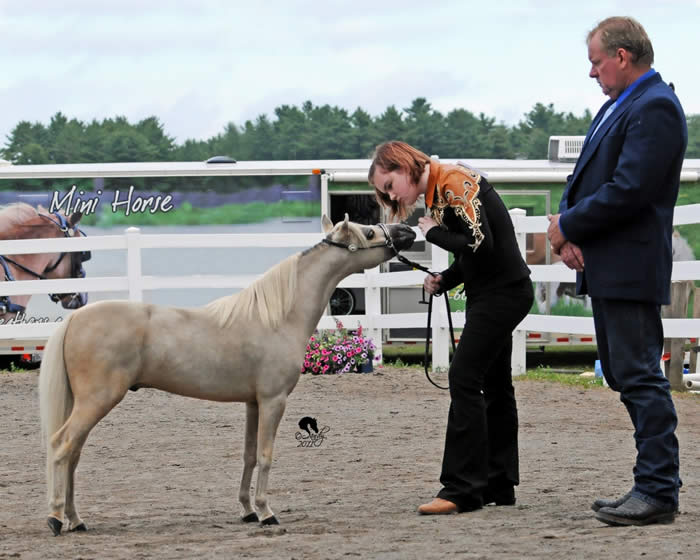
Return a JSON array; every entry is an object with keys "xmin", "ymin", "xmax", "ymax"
[{"xmin": 547, "ymin": 16, "xmax": 687, "ymax": 526}]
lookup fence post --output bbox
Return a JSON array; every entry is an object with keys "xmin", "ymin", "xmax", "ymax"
[
  {"xmin": 662, "ymin": 280, "xmax": 692, "ymax": 390},
  {"xmin": 431, "ymin": 245, "xmax": 450, "ymax": 371},
  {"xmin": 125, "ymin": 227, "xmax": 143, "ymax": 302},
  {"xmin": 364, "ymin": 265, "xmax": 383, "ymax": 365},
  {"xmin": 692, "ymin": 284, "xmax": 700, "ymax": 374},
  {"xmin": 509, "ymin": 209, "xmax": 527, "ymax": 376}
]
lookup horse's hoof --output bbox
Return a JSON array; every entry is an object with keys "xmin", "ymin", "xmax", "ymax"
[
  {"xmin": 69, "ymin": 522, "xmax": 88, "ymax": 532},
  {"xmin": 241, "ymin": 513, "xmax": 259, "ymax": 523},
  {"xmin": 261, "ymin": 515, "xmax": 279, "ymax": 526},
  {"xmin": 47, "ymin": 517, "xmax": 63, "ymax": 536}
]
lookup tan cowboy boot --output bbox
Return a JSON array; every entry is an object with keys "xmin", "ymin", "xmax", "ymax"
[{"xmin": 417, "ymin": 498, "xmax": 459, "ymax": 515}]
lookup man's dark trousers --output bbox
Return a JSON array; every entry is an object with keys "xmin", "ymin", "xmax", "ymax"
[{"xmin": 592, "ymin": 297, "xmax": 681, "ymax": 508}]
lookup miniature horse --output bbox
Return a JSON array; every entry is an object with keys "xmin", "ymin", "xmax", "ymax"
[{"xmin": 39, "ymin": 215, "xmax": 415, "ymax": 534}]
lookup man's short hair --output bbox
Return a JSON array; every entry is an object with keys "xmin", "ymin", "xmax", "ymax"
[{"xmin": 588, "ymin": 16, "xmax": 654, "ymax": 66}]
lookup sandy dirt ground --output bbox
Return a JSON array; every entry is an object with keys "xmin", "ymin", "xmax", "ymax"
[{"xmin": 1, "ymin": 367, "xmax": 699, "ymax": 560}]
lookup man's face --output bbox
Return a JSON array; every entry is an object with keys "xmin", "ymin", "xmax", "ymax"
[{"xmin": 588, "ymin": 31, "xmax": 626, "ymax": 100}]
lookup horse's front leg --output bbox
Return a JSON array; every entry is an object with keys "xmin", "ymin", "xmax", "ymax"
[
  {"xmin": 239, "ymin": 402, "xmax": 259, "ymax": 523},
  {"xmin": 254, "ymin": 395, "xmax": 287, "ymax": 525}
]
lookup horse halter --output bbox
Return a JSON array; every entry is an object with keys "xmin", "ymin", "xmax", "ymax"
[
  {"xmin": 321, "ymin": 222, "xmax": 396, "ymax": 253},
  {"xmin": 0, "ymin": 212, "xmax": 91, "ymax": 315},
  {"xmin": 322, "ymin": 222, "xmax": 453, "ymax": 390}
]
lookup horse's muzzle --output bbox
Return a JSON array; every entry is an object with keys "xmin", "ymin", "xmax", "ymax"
[
  {"xmin": 391, "ymin": 224, "xmax": 416, "ymax": 251},
  {"xmin": 61, "ymin": 292, "xmax": 88, "ymax": 309}
]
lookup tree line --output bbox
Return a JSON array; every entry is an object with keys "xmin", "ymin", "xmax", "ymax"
[{"xmin": 2, "ymin": 98, "xmax": 698, "ymax": 192}]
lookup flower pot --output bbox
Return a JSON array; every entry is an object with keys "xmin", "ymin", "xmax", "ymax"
[{"xmin": 356, "ymin": 361, "xmax": 373, "ymax": 374}]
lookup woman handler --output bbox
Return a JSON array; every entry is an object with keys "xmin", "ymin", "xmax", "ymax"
[{"xmin": 369, "ymin": 141, "xmax": 533, "ymax": 514}]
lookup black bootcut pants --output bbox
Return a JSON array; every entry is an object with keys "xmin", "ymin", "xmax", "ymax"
[{"xmin": 437, "ymin": 277, "xmax": 533, "ymax": 510}]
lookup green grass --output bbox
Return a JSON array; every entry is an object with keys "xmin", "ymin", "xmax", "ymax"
[
  {"xmin": 549, "ymin": 298, "xmax": 593, "ymax": 317},
  {"xmin": 382, "ymin": 343, "xmax": 599, "ymax": 372},
  {"xmin": 515, "ymin": 367, "xmax": 604, "ymax": 388},
  {"xmin": 375, "ymin": 359, "xmax": 606, "ymax": 390},
  {"xmin": 80, "ymin": 200, "xmax": 321, "ymax": 227}
]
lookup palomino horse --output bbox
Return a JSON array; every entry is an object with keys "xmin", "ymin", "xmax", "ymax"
[
  {"xmin": 39, "ymin": 214, "xmax": 415, "ymax": 534},
  {"xmin": 0, "ymin": 203, "xmax": 90, "ymax": 321}
]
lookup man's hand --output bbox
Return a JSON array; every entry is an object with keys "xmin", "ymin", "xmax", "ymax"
[
  {"xmin": 547, "ymin": 214, "xmax": 566, "ymax": 254},
  {"xmin": 418, "ymin": 216, "xmax": 438, "ymax": 236},
  {"xmin": 424, "ymin": 273, "xmax": 443, "ymax": 295},
  {"xmin": 559, "ymin": 242, "xmax": 585, "ymax": 272}
]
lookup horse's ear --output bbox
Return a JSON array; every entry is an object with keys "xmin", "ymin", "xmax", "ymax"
[
  {"xmin": 68, "ymin": 211, "xmax": 83, "ymax": 227},
  {"xmin": 341, "ymin": 213, "xmax": 350, "ymax": 234},
  {"xmin": 321, "ymin": 214, "xmax": 333, "ymax": 233}
]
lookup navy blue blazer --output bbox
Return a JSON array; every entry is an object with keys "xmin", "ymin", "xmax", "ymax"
[{"xmin": 558, "ymin": 72, "xmax": 688, "ymax": 305}]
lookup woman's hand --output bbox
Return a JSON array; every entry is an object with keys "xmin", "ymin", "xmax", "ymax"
[
  {"xmin": 424, "ymin": 273, "xmax": 443, "ymax": 295},
  {"xmin": 418, "ymin": 216, "xmax": 438, "ymax": 236}
]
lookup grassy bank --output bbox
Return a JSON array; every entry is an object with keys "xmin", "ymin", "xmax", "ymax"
[
  {"xmin": 80, "ymin": 200, "xmax": 321, "ymax": 227},
  {"xmin": 381, "ymin": 343, "xmax": 599, "ymax": 372}
]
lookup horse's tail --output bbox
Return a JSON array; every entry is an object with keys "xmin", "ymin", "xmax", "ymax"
[{"xmin": 39, "ymin": 317, "xmax": 74, "ymax": 480}]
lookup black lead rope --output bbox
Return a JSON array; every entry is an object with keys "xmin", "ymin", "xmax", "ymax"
[
  {"xmin": 393, "ymin": 253, "xmax": 455, "ymax": 391},
  {"xmin": 328, "ymin": 224, "xmax": 455, "ymax": 390}
]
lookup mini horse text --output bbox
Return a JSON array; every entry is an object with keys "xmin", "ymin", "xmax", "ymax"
[{"xmin": 50, "ymin": 186, "xmax": 174, "ymax": 216}]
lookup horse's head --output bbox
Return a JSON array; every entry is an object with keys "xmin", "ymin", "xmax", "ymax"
[
  {"xmin": 0, "ymin": 204, "xmax": 91, "ymax": 310},
  {"xmin": 42, "ymin": 210, "xmax": 91, "ymax": 309},
  {"xmin": 321, "ymin": 214, "xmax": 415, "ymax": 272}
]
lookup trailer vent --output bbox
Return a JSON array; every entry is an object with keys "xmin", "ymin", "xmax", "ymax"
[{"xmin": 548, "ymin": 136, "xmax": 585, "ymax": 162}]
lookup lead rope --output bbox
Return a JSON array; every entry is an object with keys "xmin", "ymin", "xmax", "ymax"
[{"xmin": 392, "ymin": 252, "xmax": 455, "ymax": 390}]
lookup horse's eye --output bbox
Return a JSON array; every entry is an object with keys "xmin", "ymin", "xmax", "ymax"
[{"xmin": 366, "ymin": 230, "xmax": 375, "ymax": 239}]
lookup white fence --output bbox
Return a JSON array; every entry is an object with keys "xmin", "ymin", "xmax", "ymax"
[{"xmin": 2, "ymin": 204, "xmax": 699, "ymax": 375}]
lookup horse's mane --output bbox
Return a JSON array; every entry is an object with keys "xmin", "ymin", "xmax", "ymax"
[
  {"xmin": 204, "ymin": 252, "xmax": 300, "ymax": 330},
  {"xmin": 204, "ymin": 221, "xmax": 369, "ymax": 330},
  {"xmin": 0, "ymin": 202, "xmax": 43, "ymax": 238}
]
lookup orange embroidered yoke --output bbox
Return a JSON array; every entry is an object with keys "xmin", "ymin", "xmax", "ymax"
[
  {"xmin": 424, "ymin": 162, "xmax": 530, "ymax": 297},
  {"xmin": 426, "ymin": 163, "xmax": 485, "ymax": 251}
]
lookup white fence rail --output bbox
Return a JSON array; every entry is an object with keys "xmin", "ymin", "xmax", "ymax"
[{"xmin": 2, "ymin": 204, "xmax": 699, "ymax": 375}]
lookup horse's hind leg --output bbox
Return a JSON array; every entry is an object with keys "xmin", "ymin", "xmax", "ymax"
[
  {"xmin": 48, "ymin": 396, "xmax": 125, "ymax": 535},
  {"xmin": 239, "ymin": 402, "xmax": 259, "ymax": 522},
  {"xmin": 254, "ymin": 395, "xmax": 287, "ymax": 525},
  {"xmin": 64, "ymin": 448, "xmax": 87, "ymax": 532}
]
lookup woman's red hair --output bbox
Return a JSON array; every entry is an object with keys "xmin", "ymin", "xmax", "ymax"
[{"xmin": 368, "ymin": 141, "xmax": 431, "ymax": 222}]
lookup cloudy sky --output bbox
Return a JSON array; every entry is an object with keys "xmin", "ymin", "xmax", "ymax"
[{"xmin": 1, "ymin": 0, "xmax": 698, "ymax": 149}]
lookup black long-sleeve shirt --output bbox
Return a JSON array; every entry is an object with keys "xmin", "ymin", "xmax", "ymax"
[{"xmin": 424, "ymin": 163, "xmax": 530, "ymax": 297}]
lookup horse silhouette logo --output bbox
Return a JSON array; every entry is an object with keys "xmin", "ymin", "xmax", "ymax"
[
  {"xmin": 296, "ymin": 416, "xmax": 329, "ymax": 448},
  {"xmin": 298, "ymin": 416, "xmax": 318, "ymax": 435}
]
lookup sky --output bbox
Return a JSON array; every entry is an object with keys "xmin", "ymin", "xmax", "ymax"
[{"xmin": 1, "ymin": 0, "xmax": 698, "ymax": 150}]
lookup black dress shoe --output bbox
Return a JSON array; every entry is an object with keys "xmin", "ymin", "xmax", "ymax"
[
  {"xmin": 591, "ymin": 491, "xmax": 632, "ymax": 512},
  {"xmin": 595, "ymin": 496, "xmax": 677, "ymax": 526},
  {"xmin": 483, "ymin": 487, "xmax": 516, "ymax": 506}
]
